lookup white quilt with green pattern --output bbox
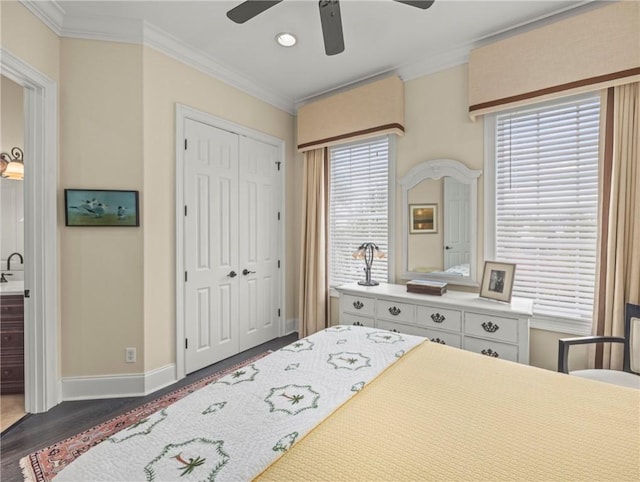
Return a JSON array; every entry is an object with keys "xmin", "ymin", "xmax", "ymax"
[{"xmin": 55, "ymin": 326, "xmax": 425, "ymax": 481}]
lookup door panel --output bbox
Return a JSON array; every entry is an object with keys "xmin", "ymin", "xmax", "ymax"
[
  {"xmin": 238, "ymin": 136, "xmax": 280, "ymax": 350},
  {"xmin": 185, "ymin": 119, "xmax": 240, "ymax": 373},
  {"xmin": 444, "ymin": 177, "xmax": 470, "ymax": 269}
]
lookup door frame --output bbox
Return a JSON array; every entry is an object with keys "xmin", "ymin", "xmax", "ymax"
[
  {"xmin": 1, "ymin": 48, "xmax": 60, "ymax": 413},
  {"xmin": 174, "ymin": 104, "xmax": 286, "ymax": 380}
]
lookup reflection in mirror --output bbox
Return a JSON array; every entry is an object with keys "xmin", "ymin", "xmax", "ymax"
[
  {"xmin": 443, "ymin": 177, "xmax": 470, "ymax": 271},
  {"xmin": 399, "ymin": 159, "xmax": 481, "ymax": 286}
]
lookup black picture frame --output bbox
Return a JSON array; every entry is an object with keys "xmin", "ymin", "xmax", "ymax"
[{"xmin": 64, "ymin": 189, "xmax": 140, "ymax": 227}]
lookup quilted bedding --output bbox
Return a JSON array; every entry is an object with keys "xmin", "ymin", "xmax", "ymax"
[
  {"xmin": 260, "ymin": 338, "xmax": 640, "ymax": 481},
  {"xmin": 52, "ymin": 326, "xmax": 425, "ymax": 481}
]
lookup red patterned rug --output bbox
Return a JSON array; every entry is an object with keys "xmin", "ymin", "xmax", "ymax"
[{"xmin": 20, "ymin": 352, "xmax": 270, "ymax": 482}]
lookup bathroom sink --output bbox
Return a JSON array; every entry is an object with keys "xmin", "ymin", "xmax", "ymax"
[{"xmin": 0, "ymin": 280, "xmax": 24, "ymax": 295}]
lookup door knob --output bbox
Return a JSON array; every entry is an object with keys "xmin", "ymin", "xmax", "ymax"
[
  {"xmin": 242, "ymin": 269, "xmax": 256, "ymax": 275},
  {"xmin": 445, "ymin": 246, "xmax": 452, "ymax": 250},
  {"xmin": 227, "ymin": 270, "xmax": 237, "ymax": 278}
]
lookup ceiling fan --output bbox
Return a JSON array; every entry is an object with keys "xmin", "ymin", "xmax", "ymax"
[{"xmin": 226, "ymin": 1, "xmax": 435, "ymax": 56}]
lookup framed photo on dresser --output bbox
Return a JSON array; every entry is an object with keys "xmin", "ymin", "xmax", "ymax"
[{"xmin": 480, "ymin": 261, "xmax": 516, "ymax": 303}]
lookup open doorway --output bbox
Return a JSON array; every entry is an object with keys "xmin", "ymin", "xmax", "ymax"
[
  {"xmin": 0, "ymin": 74, "xmax": 27, "ymax": 431},
  {"xmin": 1, "ymin": 48, "xmax": 59, "ymax": 415}
]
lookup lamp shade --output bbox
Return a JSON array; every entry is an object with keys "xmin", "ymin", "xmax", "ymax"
[
  {"xmin": 2, "ymin": 160, "xmax": 24, "ymax": 180},
  {"xmin": 0, "ymin": 147, "xmax": 24, "ymax": 180}
]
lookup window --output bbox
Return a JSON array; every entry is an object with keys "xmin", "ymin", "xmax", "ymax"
[
  {"xmin": 329, "ymin": 136, "xmax": 390, "ymax": 287},
  {"xmin": 488, "ymin": 94, "xmax": 600, "ymax": 332}
]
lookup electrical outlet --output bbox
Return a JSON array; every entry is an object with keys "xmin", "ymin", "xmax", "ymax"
[{"xmin": 125, "ymin": 347, "xmax": 136, "ymax": 363}]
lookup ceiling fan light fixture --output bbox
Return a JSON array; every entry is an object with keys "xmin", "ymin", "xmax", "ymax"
[{"xmin": 275, "ymin": 32, "xmax": 297, "ymax": 47}]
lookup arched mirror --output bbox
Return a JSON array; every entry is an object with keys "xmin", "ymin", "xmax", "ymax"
[{"xmin": 398, "ymin": 159, "xmax": 481, "ymax": 286}]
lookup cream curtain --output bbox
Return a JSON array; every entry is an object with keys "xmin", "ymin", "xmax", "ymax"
[
  {"xmin": 593, "ymin": 82, "xmax": 640, "ymax": 369},
  {"xmin": 298, "ymin": 148, "xmax": 329, "ymax": 337}
]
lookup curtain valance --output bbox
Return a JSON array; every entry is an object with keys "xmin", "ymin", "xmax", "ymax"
[
  {"xmin": 297, "ymin": 76, "xmax": 405, "ymax": 152},
  {"xmin": 468, "ymin": 1, "xmax": 640, "ymax": 119}
]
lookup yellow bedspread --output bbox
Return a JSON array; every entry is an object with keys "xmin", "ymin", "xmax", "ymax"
[{"xmin": 258, "ymin": 341, "xmax": 640, "ymax": 481}]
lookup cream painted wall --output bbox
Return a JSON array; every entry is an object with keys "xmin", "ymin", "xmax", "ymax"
[
  {"xmin": 140, "ymin": 46, "xmax": 299, "ymax": 370},
  {"xmin": 329, "ymin": 64, "xmax": 588, "ymax": 371},
  {"xmin": 2, "ymin": 1, "xmax": 585, "ymax": 382},
  {"xmin": 0, "ymin": 1, "xmax": 60, "ymax": 83},
  {"xmin": 396, "ymin": 64, "xmax": 485, "ymax": 283},
  {"xmin": 1, "ymin": 1, "xmax": 301, "ymax": 380},
  {"xmin": 60, "ymin": 39, "xmax": 145, "ymax": 376}
]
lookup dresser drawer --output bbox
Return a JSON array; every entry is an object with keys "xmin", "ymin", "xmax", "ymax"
[
  {"xmin": 463, "ymin": 336, "xmax": 519, "ymax": 362},
  {"xmin": 341, "ymin": 312, "xmax": 375, "ymax": 328},
  {"xmin": 376, "ymin": 300, "xmax": 415, "ymax": 323},
  {"xmin": 422, "ymin": 328, "xmax": 462, "ymax": 348},
  {"xmin": 1, "ymin": 362, "xmax": 24, "ymax": 381},
  {"xmin": 1, "ymin": 364, "xmax": 25, "ymax": 394},
  {"xmin": 341, "ymin": 294, "xmax": 376, "ymax": 317},
  {"xmin": 1, "ymin": 331, "xmax": 24, "ymax": 350},
  {"xmin": 464, "ymin": 312, "xmax": 519, "ymax": 343},
  {"xmin": 377, "ymin": 320, "xmax": 426, "ymax": 338},
  {"xmin": 416, "ymin": 306, "xmax": 462, "ymax": 332}
]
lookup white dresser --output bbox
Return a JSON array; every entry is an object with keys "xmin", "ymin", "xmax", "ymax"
[{"xmin": 336, "ymin": 283, "xmax": 533, "ymax": 364}]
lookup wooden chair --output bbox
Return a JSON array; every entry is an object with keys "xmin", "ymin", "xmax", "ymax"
[{"xmin": 558, "ymin": 303, "xmax": 640, "ymax": 389}]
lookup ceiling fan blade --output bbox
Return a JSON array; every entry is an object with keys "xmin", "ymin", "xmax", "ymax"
[
  {"xmin": 319, "ymin": 0, "xmax": 345, "ymax": 56},
  {"xmin": 393, "ymin": 0, "xmax": 435, "ymax": 9},
  {"xmin": 227, "ymin": 1, "xmax": 283, "ymax": 24}
]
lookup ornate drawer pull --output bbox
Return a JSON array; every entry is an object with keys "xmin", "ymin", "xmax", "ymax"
[
  {"xmin": 430, "ymin": 337, "xmax": 446, "ymax": 345},
  {"xmin": 481, "ymin": 321, "xmax": 499, "ymax": 333},
  {"xmin": 352, "ymin": 321, "xmax": 364, "ymax": 327},
  {"xmin": 388, "ymin": 306, "xmax": 401, "ymax": 316},
  {"xmin": 481, "ymin": 348, "xmax": 499, "ymax": 358},
  {"xmin": 431, "ymin": 313, "xmax": 445, "ymax": 323},
  {"xmin": 353, "ymin": 301, "xmax": 364, "ymax": 310}
]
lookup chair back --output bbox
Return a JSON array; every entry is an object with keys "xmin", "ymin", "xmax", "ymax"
[{"xmin": 625, "ymin": 303, "xmax": 640, "ymax": 375}]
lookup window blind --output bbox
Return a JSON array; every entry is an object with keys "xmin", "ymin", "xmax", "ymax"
[
  {"xmin": 495, "ymin": 95, "xmax": 600, "ymax": 324},
  {"xmin": 329, "ymin": 137, "xmax": 389, "ymax": 286}
]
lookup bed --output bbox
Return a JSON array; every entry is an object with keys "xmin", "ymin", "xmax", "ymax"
[{"xmin": 36, "ymin": 326, "xmax": 640, "ymax": 481}]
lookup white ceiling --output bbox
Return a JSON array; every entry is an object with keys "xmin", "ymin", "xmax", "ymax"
[{"xmin": 27, "ymin": 0, "xmax": 602, "ymax": 112}]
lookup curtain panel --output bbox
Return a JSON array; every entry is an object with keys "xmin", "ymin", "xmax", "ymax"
[
  {"xmin": 298, "ymin": 148, "xmax": 329, "ymax": 337},
  {"xmin": 593, "ymin": 82, "xmax": 640, "ymax": 369}
]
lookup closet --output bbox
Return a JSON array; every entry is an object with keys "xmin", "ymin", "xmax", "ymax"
[{"xmin": 183, "ymin": 118, "xmax": 282, "ymax": 374}]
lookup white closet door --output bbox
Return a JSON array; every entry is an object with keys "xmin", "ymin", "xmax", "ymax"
[
  {"xmin": 184, "ymin": 119, "xmax": 240, "ymax": 374},
  {"xmin": 443, "ymin": 177, "xmax": 470, "ymax": 269},
  {"xmin": 238, "ymin": 136, "xmax": 280, "ymax": 351}
]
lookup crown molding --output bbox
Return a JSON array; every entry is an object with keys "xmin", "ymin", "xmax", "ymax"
[
  {"xmin": 19, "ymin": 0, "xmax": 65, "ymax": 35},
  {"xmin": 19, "ymin": 0, "xmax": 599, "ymax": 116},
  {"xmin": 397, "ymin": 45, "xmax": 470, "ymax": 82},
  {"xmin": 142, "ymin": 22, "xmax": 294, "ymax": 114},
  {"xmin": 18, "ymin": 1, "xmax": 295, "ymax": 114},
  {"xmin": 60, "ymin": 14, "xmax": 143, "ymax": 44}
]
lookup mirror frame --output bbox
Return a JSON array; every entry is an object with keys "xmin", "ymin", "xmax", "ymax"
[{"xmin": 398, "ymin": 159, "xmax": 482, "ymax": 286}]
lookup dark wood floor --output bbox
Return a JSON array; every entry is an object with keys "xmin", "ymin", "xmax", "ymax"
[{"xmin": 0, "ymin": 333, "xmax": 297, "ymax": 481}]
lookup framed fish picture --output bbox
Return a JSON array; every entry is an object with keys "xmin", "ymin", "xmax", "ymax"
[{"xmin": 64, "ymin": 189, "xmax": 140, "ymax": 227}]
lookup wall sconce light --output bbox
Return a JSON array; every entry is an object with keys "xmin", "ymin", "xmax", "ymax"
[
  {"xmin": 352, "ymin": 242, "xmax": 386, "ymax": 286},
  {"xmin": 0, "ymin": 147, "xmax": 24, "ymax": 180}
]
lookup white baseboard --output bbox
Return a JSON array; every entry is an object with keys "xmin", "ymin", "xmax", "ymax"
[{"xmin": 61, "ymin": 364, "xmax": 177, "ymax": 401}]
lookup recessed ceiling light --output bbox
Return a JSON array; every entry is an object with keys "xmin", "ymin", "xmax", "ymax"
[{"xmin": 275, "ymin": 32, "xmax": 297, "ymax": 47}]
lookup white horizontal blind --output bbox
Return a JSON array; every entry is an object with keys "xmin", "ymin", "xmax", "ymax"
[
  {"xmin": 329, "ymin": 137, "xmax": 389, "ymax": 286},
  {"xmin": 495, "ymin": 95, "xmax": 600, "ymax": 324}
]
